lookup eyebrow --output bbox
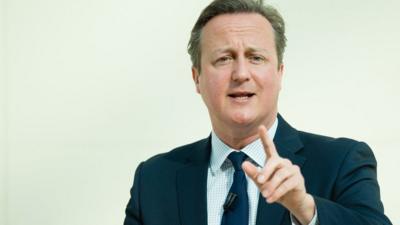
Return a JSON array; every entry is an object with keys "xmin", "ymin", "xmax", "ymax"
[{"xmin": 211, "ymin": 46, "xmax": 271, "ymax": 55}]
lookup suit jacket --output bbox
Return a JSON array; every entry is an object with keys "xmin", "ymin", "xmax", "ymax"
[{"xmin": 124, "ymin": 115, "xmax": 392, "ymax": 225}]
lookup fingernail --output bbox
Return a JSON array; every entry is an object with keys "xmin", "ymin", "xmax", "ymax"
[{"xmin": 257, "ymin": 175, "xmax": 266, "ymax": 183}]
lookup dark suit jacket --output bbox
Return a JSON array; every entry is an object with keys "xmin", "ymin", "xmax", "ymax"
[{"xmin": 124, "ymin": 115, "xmax": 392, "ymax": 225}]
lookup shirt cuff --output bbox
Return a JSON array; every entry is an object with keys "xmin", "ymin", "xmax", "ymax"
[{"xmin": 290, "ymin": 207, "xmax": 318, "ymax": 225}]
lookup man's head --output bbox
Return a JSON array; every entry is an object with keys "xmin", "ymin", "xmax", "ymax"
[
  {"xmin": 188, "ymin": 0, "xmax": 286, "ymax": 72},
  {"xmin": 189, "ymin": 0, "xmax": 287, "ymax": 146}
]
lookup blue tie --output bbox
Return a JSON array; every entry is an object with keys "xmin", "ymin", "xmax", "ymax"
[{"xmin": 221, "ymin": 151, "xmax": 249, "ymax": 225}]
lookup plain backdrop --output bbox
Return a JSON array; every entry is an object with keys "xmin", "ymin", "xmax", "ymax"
[{"xmin": 1, "ymin": 0, "xmax": 399, "ymax": 224}]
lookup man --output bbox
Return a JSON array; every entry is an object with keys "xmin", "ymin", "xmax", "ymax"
[{"xmin": 124, "ymin": 0, "xmax": 392, "ymax": 224}]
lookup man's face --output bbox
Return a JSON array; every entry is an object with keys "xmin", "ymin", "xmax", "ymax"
[{"xmin": 192, "ymin": 13, "xmax": 284, "ymax": 131}]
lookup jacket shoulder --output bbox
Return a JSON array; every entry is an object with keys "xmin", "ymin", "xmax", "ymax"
[
  {"xmin": 298, "ymin": 130, "xmax": 368, "ymax": 156},
  {"xmin": 140, "ymin": 137, "xmax": 210, "ymax": 171}
]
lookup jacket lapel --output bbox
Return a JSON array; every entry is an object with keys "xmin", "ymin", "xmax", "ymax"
[
  {"xmin": 176, "ymin": 137, "xmax": 211, "ymax": 225},
  {"xmin": 256, "ymin": 114, "xmax": 306, "ymax": 225}
]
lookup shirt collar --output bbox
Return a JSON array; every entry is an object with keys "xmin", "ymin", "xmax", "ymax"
[{"xmin": 210, "ymin": 118, "xmax": 279, "ymax": 174}]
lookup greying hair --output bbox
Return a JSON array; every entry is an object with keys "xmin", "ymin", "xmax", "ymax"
[{"xmin": 187, "ymin": 0, "xmax": 287, "ymax": 71}]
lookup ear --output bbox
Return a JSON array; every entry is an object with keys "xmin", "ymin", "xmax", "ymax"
[
  {"xmin": 277, "ymin": 63, "xmax": 285, "ymax": 90},
  {"xmin": 192, "ymin": 67, "xmax": 201, "ymax": 94}
]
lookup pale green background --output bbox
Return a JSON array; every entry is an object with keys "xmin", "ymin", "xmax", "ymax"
[{"xmin": 1, "ymin": 0, "xmax": 399, "ymax": 224}]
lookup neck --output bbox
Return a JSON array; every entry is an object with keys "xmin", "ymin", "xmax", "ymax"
[{"xmin": 212, "ymin": 114, "xmax": 277, "ymax": 150}]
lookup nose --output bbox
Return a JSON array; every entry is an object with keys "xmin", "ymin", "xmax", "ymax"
[{"xmin": 231, "ymin": 57, "xmax": 250, "ymax": 83}]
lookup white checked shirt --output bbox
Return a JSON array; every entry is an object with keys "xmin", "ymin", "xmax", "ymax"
[{"xmin": 206, "ymin": 118, "xmax": 318, "ymax": 225}]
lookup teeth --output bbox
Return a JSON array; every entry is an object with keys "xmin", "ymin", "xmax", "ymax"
[
  {"xmin": 234, "ymin": 96, "xmax": 249, "ymax": 100},
  {"xmin": 228, "ymin": 93, "xmax": 254, "ymax": 100}
]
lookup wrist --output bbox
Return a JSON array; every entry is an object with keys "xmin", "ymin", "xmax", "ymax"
[{"xmin": 290, "ymin": 194, "xmax": 316, "ymax": 225}]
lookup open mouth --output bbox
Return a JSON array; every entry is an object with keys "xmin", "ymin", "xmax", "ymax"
[{"xmin": 228, "ymin": 92, "xmax": 255, "ymax": 100}]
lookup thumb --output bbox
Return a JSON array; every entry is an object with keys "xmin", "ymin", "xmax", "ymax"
[{"xmin": 242, "ymin": 161, "xmax": 260, "ymax": 182}]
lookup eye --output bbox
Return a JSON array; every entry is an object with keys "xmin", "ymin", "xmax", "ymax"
[
  {"xmin": 249, "ymin": 55, "xmax": 266, "ymax": 64},
  {"xmin": 215, "ymin": 55, "xmax": 233, "ymax": 65}
]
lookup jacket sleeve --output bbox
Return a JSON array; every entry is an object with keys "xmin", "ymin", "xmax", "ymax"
[
  {"xmin": 124, "ymin": 162, "xmax": 144, "ymax": 225},
  {"xmin": 314, "ymin": 142, "xmax": 392, "ymax": 225}
]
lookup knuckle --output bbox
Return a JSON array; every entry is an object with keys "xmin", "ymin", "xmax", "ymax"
[
  {"xmin": 292, "ymin": 165, "xmax": 301, "ymax": 173},
  {"xmin": 279, "ymin": 183, "xmax": 287, "ymax": 193},
  {"xmin": 278, "ymin": 158, "xmax": 290, "ymax": 167},
  {"xmin": 283, "ymin": 158, "xmax": 292, "ymax": 165},
  {"xmin": 274, "ymin": 188, "xmax": 284, "ymax": 199},
  {"xmin": 266, "ymin": 163, "xmax": 276, "ymax": 172},
  {"xmin": 276, "ymin": 171, "xmax": 286, "ymax": 180},
  {"xmin": 261, "ymin": 190, "xmax": 269, "ymax": 198},
  {"xmin": 274, "ymin": 171, "xmax": 283, "ymax": 180},
  {"xmin": 260, "ymin": 182, "xmax": 268, "ymax": 190},
  {"xmin": 287, "ymin": 178, "xmax": 296, "ymax": 189}
]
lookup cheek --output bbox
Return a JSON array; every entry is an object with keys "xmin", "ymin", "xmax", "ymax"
[
  {"xmin": 198, "ymin": 75, "xmax": 224, "ymax": 106},
  {"xmin": 201, "ymin": 72, "xmax": 227, "ymax": 96},
  {"xmin": 208, "ymin": 80, "xmax": 226, "ymax": 103},
  {"xmin": 256, "ymin": 68, "xmax": 281, "ymax": 87}
]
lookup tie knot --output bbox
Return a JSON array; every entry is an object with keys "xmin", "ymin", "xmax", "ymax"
[{"xmin": 228, "ymin": 151, "xmax": 247, "ymax": 171}]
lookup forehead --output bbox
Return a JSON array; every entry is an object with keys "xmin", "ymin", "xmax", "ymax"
[{"xmin": 200, "ymin": 13, "xmax": 275, "ymax": 51}]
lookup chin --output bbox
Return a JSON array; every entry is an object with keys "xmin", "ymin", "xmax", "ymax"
[{"xmin": 229, "ymin": 113, "xmax": 256, "ymax": 126}]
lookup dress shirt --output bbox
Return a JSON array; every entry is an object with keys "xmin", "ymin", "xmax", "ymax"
[{"xmin": 207, "ymin": 118, "xmax": 318, "ymax": 225}]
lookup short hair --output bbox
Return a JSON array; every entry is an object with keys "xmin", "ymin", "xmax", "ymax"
[{"xmin": 187, "ymin": 0, "xmax": 287, "ymax": 71}]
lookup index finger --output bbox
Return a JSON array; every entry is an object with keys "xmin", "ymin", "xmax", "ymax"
[{"xmin": 258, "ymin": 125, "xmax": 279, "ymax": 159}]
